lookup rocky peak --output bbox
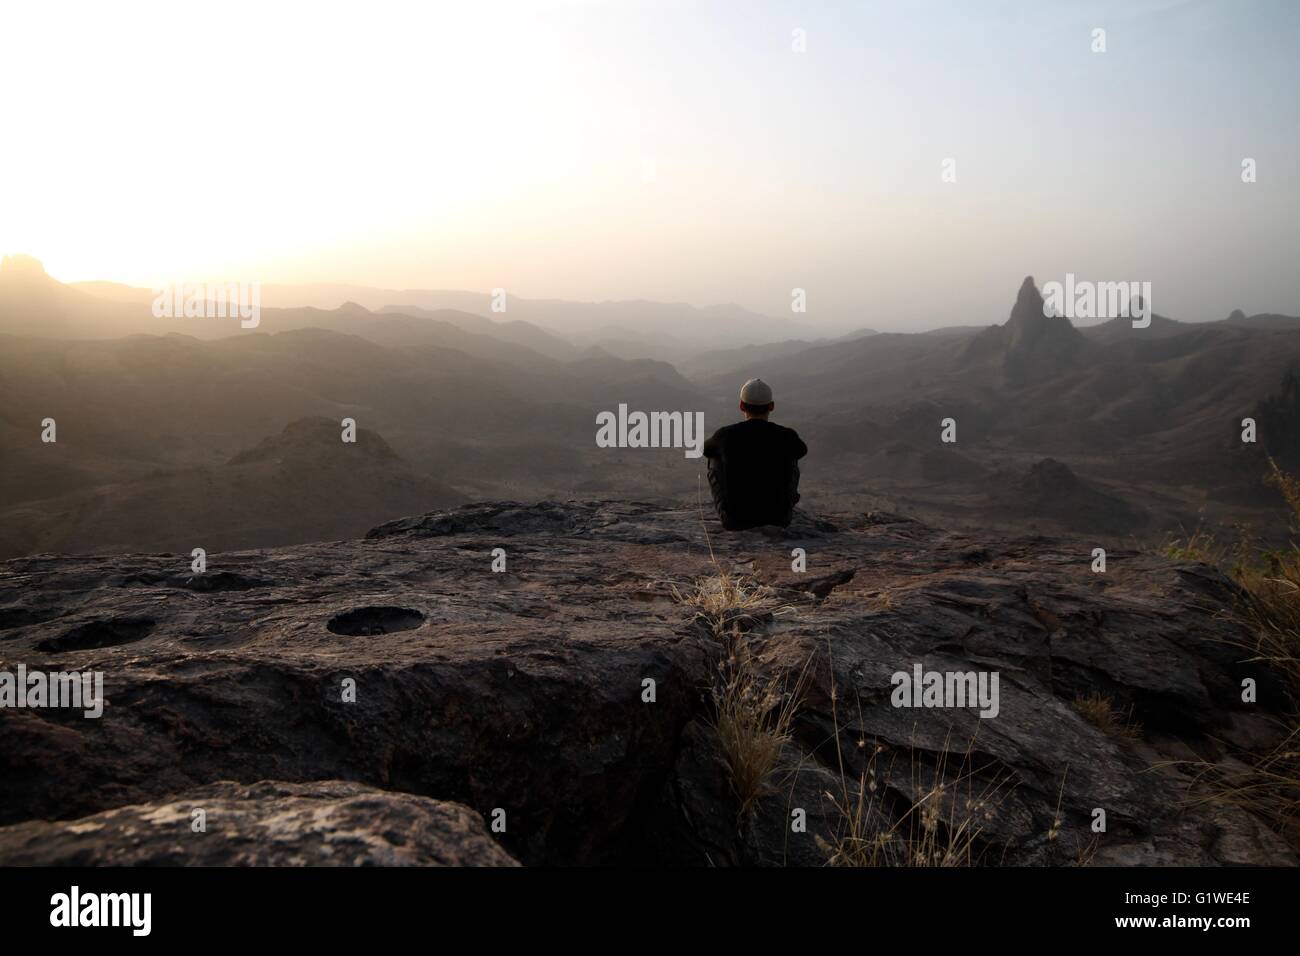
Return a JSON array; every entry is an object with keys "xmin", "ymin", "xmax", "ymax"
[
  {"xmin": 960, "ymin": 276, "xmax": 1090, "ymax": 381},
  {"xmin": 1005, "ymin": 275, "xmax": 1076, "ymax": 345},
  {"xmin": 1001, "ymin": 276, "xmax": 1087, "ymax": 384},
  {"xmin": 1012, "ymin": 274, "xmax": 1044, "ymax": 314}
]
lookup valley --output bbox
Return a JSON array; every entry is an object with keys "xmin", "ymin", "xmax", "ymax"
[{"xmin": 2, "ymin": 255, "xmax": 1299, "ymax": 558}]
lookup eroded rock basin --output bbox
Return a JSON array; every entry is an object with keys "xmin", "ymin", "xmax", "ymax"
[{"xmin": 327, "ymin": 606, "xmax": 425, "ymax": 636}]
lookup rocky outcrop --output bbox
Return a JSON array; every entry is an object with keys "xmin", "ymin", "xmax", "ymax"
[
  {"xmin": 984, "ymin": 458, "xmax": 1149, "ymax": 533},
  {"xmin": 227, "ymin": 415, "xmax": 403, "ymax": 466},
  {"xmin": 0, "ymin": 500, "xmax": 1292, "ymax": 866},
  {"xmin": 0, "ymin": 780, "xmax": 519, "ymax": 866}
]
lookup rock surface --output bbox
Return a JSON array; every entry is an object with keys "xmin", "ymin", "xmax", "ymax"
[
  {"xmin": 0, "ymin": 500, "xmax": 1293, "ymax": 866},
  {"xmin": 0, "ymin": 779, "xmax": 518, "ymax": 866}
]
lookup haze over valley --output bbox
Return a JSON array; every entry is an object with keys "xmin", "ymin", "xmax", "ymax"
[{"xmin": 3, "ymin": 253, "xmax": 1299, "ymax": 558}]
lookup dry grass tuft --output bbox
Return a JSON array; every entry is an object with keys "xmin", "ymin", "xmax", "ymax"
[
  {"xmin": 1072, "ymin": 691, "xmax": 1142, "ymax": 740},
  {"xmin": 1161, "ymin": 521, "xmax": 1255, "ymax": 576},
  {"xmin": 866, "ymin": 589, "xmax": 896, "ymax": 611},
  {"xmin": 1267, "ymin": 458, "xmax": 1300, "ymax": 523},
  {"xmin": 1162, "ymin": 526, "xmax": 1230, "ymax": 565},
  {"xmin": 819, "ymin": 729, "xmax": 1014, "ymax": 867},
  {"xmin": 673, "ymin": 571, "xmax": 777, "ymax": 633},
  {"xmin": 676, "ymin": 493, "xmax": 807, "ymax": 817},
  {"xmin": 708, "ymin": 632, "xmax": 807, "ymax": 815},
  {"xmin": 1177, "ymin": 728, "xmax": 1300, "ymax": 850},
  {"xmin": 1160, "ymin": 457, "xmax": 1300, "ymax": 851},
  {"xmin": 816, "ymin": 656, "xmax": 1015, "ymax": 867}
]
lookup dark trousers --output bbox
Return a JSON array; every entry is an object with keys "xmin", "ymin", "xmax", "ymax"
[{"xmin": 707, "ymin": 459, "xmax": 800, "ymax": 530}]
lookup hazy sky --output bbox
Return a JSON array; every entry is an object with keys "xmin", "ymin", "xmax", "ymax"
[{"xmin": 2, "ymin": 0, "xmax": 1297, "ymax": 331}]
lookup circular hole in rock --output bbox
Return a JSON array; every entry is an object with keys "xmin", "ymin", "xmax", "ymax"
[
  {"xmin": 178, "ymin": 571, "xmax": 267, "ymax": 593},
  {"xmin": 327, "ymin": 606, "xmax": 425, "ymax": 636},
  {"xmin": 37, "ymin": 617, "xmax": 156, "ymax": 653},
  {"xmin": 0, "ymin": 606, "xmax": 60, "ymax": 633}
]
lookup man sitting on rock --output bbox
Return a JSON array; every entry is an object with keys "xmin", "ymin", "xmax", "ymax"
[{"xmin": 703, "ymin": 378, "xmax": 808, "ymax": 531}]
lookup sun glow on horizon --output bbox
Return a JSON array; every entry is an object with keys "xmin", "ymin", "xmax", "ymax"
[{"xmin": 2, "ymin": 0, "xmax": 1297, "ymax": 328}]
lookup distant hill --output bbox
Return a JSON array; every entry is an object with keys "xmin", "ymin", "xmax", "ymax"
[
  {"xmin": 18, "ymin": 258, "xmax": 830, "ymax": 358},
  {"xmin": 566, "ymin": 325, "xmax": 694, "ymax": 363},
  {"xmin": 0, "ymin": 255, "xmax": 144, "ymax": 338},
  {"xmin": 690, "ymin": 276, "xmax": 1300, "ymax": 541},
  {"xmin": 6, "ymin": 262, "xmax": 1300, "ymax": 552},
  {"xmin": 677, "ymin": 329, "xmax": 877, "ymax": 378},
  {"xmin": 0, "ymin": 320, "xmax": 711, "ymax": 556},
  {"xmin": 0, "ymin": 260, "xmax": 573, "ymax": 367},
  {"xmin": 1215, "ymin": 309, "xmax": 1300, "ymax": 331},
  {"xmin": 1080, "ymin": 312, "xmax": 1188, "ymax": 343},
  {"xmin": 0, "ymin": 416, "xmax": 466, "ymax": 557},
  {"xmin": 375, "ymin": 304, "xmax": 578, "ymax": 361},
  {"xmin": 254, "ymin": 282, "xmax": 812, "ymax": 350},
  {"xmin": 983, "ymin": 458, "xmax": 1148, "ymax": 534},
  {"xmin": 700, "ymin": 277, "xmax": 1300, "ymax": 444}
]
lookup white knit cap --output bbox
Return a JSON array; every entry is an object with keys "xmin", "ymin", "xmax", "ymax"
[{"xmin": 740, "ymin": 378, "xmax": 773, "ymax": 404}]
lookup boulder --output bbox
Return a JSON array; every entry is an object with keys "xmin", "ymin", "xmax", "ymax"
[{"xmin": 0, "ymin": 779, "xmax": 519, "ymax": 866}]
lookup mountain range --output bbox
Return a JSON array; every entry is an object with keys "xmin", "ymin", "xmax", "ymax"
[{"xmin": 3, "ymin": 254, "xmax": 1300, "ymax": 556}]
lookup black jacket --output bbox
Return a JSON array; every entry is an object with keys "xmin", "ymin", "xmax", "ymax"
[{"xmin": 703, "ymin": 419, "xmax": 808, "ymax": 530}]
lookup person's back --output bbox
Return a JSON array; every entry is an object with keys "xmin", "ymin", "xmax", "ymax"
[{"xmin": 703, "ymin": 378, "xmax": 807, "ymax": 530}]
